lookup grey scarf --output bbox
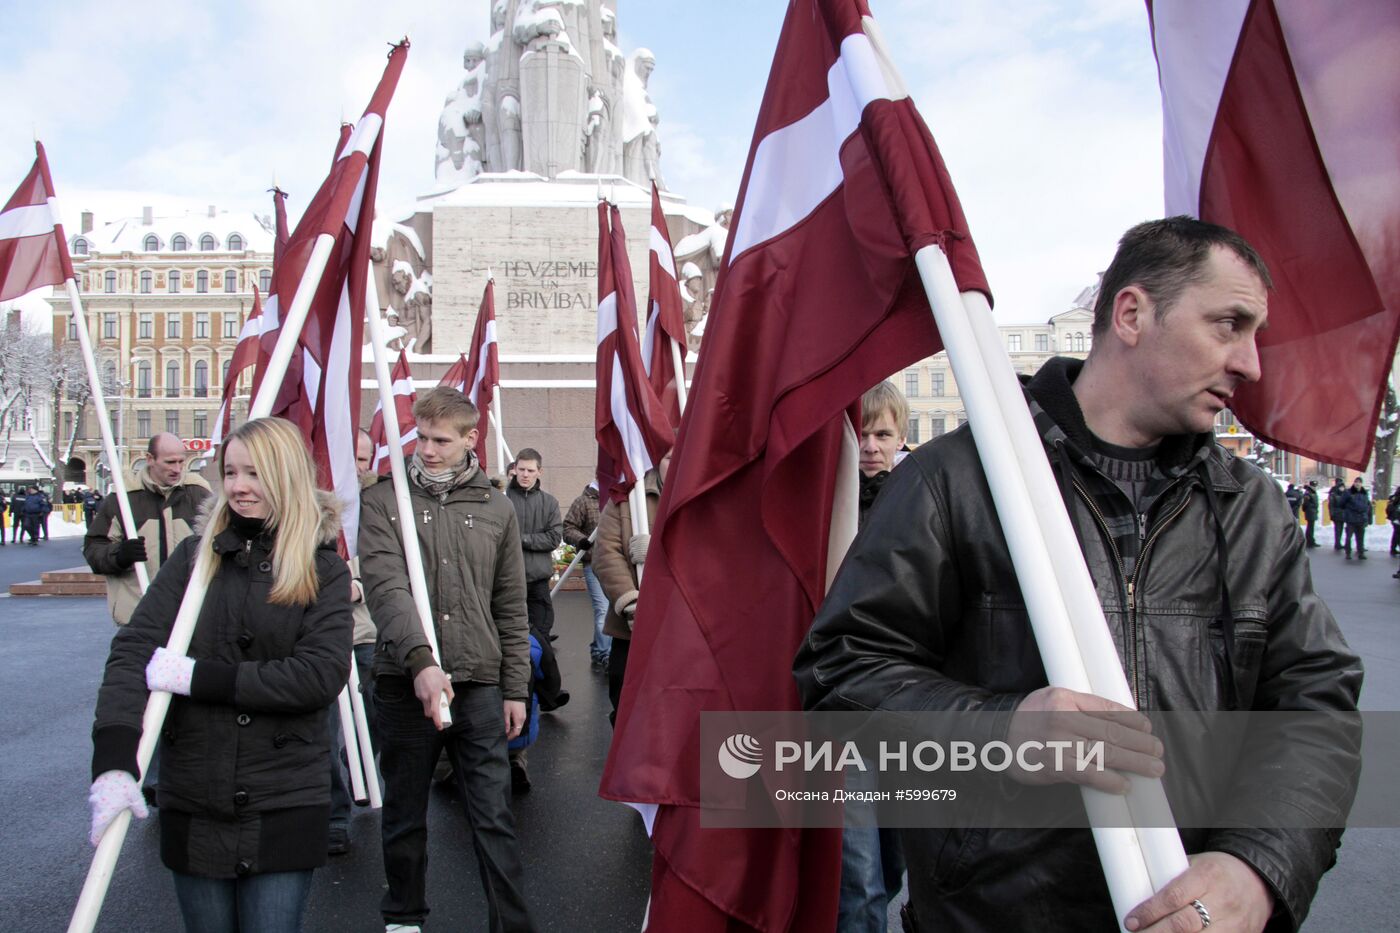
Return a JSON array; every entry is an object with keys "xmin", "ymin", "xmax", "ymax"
[{"xmin": 408, "ymin": 450, "xmax": 479, "ymax": 498}]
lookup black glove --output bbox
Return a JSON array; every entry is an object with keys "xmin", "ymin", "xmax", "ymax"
[
  {"xmin": 115, "ymin": 537, "xmax": 148, "ymax": 568},
  {"xmin": 575, "ymin": 537, "xmax": 592, "ymax": 551}
]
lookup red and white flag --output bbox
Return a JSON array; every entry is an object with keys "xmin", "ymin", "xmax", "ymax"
[
  {"xmin": 463, "ymin": 279, "xmax": 501, "ymax": 470},
  {"xmin": 249, "ymin": 186, "xmax": 292, "ymax": 403},
  {"xmin": 598, "ymin": 2, "xmax": 989, "ymax": 930},
  {"xmin": 595, "ymin": 201, "xmax": 674, "ymax": 504},
  {"xmin": 438, "ymin": 353, "xmax": 471, "ymax": 395},
  {"xmin": 261, "ymin": 41, "xmax": 409, "ymax": 557},
  {"xmin": 1149, "ymin": 0, "xmax": 1400, "ymax": 469},
  {"xmin": 211, "ymin": 285, "xmax": 266, "ymax": 446},
  {"xmin": 369, "ymin": 353, "xmax": 417, "ymax": 474},
  {"xmin": 0, "ymin": 141, "xmax": 74, "ymax": 302},
  {"xmin": 641, "ymin": 183, "xmax": 687, "ymax": 425}
]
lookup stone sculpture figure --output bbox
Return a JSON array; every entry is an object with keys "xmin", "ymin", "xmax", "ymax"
[
  {"xmin": 435, "ymin": 43, "xmax": 489, "ymax": 185},
  {"xmin": 620, "ymin": 49, "xmax": 659, "ymax": 188}
]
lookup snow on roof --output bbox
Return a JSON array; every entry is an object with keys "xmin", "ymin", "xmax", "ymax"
[{"xmin": 77, "ymin": 208, "xmax": 275, "ymax": 255}]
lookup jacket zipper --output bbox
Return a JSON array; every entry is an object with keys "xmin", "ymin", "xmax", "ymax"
[{"xmin": 1071, "ymin": 479, "xmax": 1192, "ymax": 706}]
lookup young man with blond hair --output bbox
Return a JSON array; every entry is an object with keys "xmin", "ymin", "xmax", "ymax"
[{"xmin": 359, "ymin": 386, "xmax": 535, "ymax": 933}]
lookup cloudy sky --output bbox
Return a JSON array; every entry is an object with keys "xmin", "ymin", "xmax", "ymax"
[{"xmin": 0, "ymin": 0, "xmax": 1165, "ymax": 324}]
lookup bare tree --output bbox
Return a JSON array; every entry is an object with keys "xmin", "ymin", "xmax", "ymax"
[{"xmin": 1374, "ymin": 379, "xmax": 1397, "ymax": 499}]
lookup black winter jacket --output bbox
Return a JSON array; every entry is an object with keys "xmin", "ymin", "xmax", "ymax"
[
  {"xmin": 795, "ymin": 358, "xmax": 1362, "ymax": 932},
  {"xmin": 506, "ymin": 479, "xmax": 563, "ymax": 583},
  {"xmin": 92, "ymin": 504, "xmax": 352, "ymax": 878}
]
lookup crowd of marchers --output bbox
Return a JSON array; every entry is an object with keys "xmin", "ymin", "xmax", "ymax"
[{"xmin": 76, "ymin": 218, "xmax": 1384, "ymax": 933}]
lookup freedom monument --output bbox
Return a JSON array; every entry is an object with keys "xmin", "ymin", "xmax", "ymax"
[{"xmin": 362, "ymin": 1, "xmax": 728, "ymax": 492}]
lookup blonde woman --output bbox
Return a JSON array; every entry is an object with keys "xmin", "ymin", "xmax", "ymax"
[{"xmin": 89, "ymin": 417, "xmax": 353, "ymax": 933}]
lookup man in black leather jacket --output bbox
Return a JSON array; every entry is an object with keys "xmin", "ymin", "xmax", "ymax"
[{"xmin": 795, "ymin": 218, "xmax": 1362, "ymax": 933}]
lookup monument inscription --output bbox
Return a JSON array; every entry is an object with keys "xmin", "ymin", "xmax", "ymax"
[{"xmin": 498, "ymin": 259, "xmax": 598, "ymax": 312}]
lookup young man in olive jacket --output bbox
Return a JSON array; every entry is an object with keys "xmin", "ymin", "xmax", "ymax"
[
  {"xmin": 358, "ymin": 387, "xmax": 536, "ymax": 933},
  {"xmin": 796, "ymin": 219, "xmax": 1362, "ymax": 933}
]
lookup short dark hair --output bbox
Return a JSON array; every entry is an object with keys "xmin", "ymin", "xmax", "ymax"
[
  {"xmin": 515, "ymin": 447, "xmax": 543, "ymax": 468},
  {"xmin": 1091, "ymin": 216, "xmax": 1272, "ymax": 337}
]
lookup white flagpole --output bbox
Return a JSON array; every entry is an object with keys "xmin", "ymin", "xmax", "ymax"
[
  {"xmin": 668, "ymin": 339, "xmax": 688, "ymax": 414},
  {"xmin": 364, "ymin": 267, "xmax": 453, "ymax": 729},
  {"xmin": 492, "ymin": 396, "xmax": 511, "ymax": 469},
  {"xmin": 550, "ymin": 526, "xmax": 598, "ymax": 598},
  {"xmin": 913, "ymin": 245, "xmax": 1182, "ymax": 926},
  {"xmin": 337, "ymin": 687, "xmax": 368, "ymax": 802},
  {"xmin": 63, "ymin": 280, "xmax": 149, "ymax": 593},
  {"xmin": 69, "ymin": 232, "xmax": 341, "ymax": 933},
  {"xmin": 347, "ymin": 659, "xmax": 382, "ymax": 808}
]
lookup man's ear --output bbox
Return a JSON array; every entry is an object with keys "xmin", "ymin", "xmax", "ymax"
[
  {"xmin": 465, "ymin": 427, "xmax": 480, "ymax": 450},
  {"xmin": 1111, "ymin": 286, "xmax": 1151, "ymax": 348}
]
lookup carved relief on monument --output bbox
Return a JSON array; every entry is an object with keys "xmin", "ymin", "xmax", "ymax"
[
  {"xmin": 370, "ymin": 215, "xmax": 435, "ymax": 353},
  {"xmin": 434, "ymin": 0, "xmax": 654, "ymax": 187},
  {"xmin": 674, "ymin": 203, "xmax": 731, "ymax": 350}
]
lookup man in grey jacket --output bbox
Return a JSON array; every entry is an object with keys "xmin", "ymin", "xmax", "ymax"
[
  {"xmin": 359, "ymin": 387, "xmax": 536, "ymax": 933},
  {"xmin": 506, "ymin": 447, "xmax": 563, "ymax": 642},
  {"xmin": 796, "ymin": 218, "xmax": 1362, "ymax": 933}
]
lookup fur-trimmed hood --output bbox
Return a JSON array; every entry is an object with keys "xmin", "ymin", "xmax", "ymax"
[{"xmin": 194, "ymin": 489, "xmax": 343, "ymax": 544}]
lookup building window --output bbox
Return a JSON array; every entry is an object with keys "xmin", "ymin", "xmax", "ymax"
[
  {"xmin": 195, "ymin": 312, "xmax": 209, "ymax": 338},
  {"xmin": 1008, "ymin": 334, "xmax": 1022, "ymax": 352},
  {"xmin": 196, "ymin": 270, "xmax": 209, "ymax": 293},
  {"xmin": 136, "ymin": 362, "xmax": 152, "ymax": 398},
  {"xmin": 138, "ymin": 313, "xmax": 153, "ymax": 339},
  {"xmin": 228, "ymin": 234, "xmax": 244, "ymax": 252},
  {"xmin": 67, "ymin": 316, "xmax": 78, "ymax": 340},
  {"xmin": 931, "ymin": 371, "xmax": 945, "ymax": 397},
  {"xmin": 166, "ymin": 410, "xmax": 181, "ymax": 434},
  {"xmin": 102, "ymin": 313, "xmax": 117, "ymax": 339},
  {"xmin": 259, "ymin": 269, "xmax": 272, "ymax": 293},
  {"xmin": 1073, "ymin": 333, "xmax": 1085, "ymax": 353},
  {"xmin": 73, "ymin": 238, "xmax": 89, "ymax": 255},
  {"xmin": 222, "ymin": 313, "xmax": 238, "ymax": 339},
  {"xmin": 167, "ymin": 315, "xmax": 181, "ymax": 339},
  {"xmin": 138, "ymin": 270, "xmax": 152, "ymax": 293},
  {"xmin": 1035, "ymin": 333, "xmax": 1049, "ymax": 352},
  {"xmin": 194, "ymin": 360, "xmax": 209, "ymax": 397},
  {"xmin": 222, "ymin": 359, "xmax": 231, "ymax": 384},
  {"xmin": 224, "ymin": 270, "xmax": 237, "ymax": 292},
  {"xmin": 930, "ymin": 416, "xmax": 947, "ymax": 438},
  {"xmin": 144, "ymin": 234, "xmax": 159, "ymax": 251},
  {"xmin": 957, "ymin": 414, "xmax": 968, "ymax": 428},
  {"xmin": 137, "ymin": 410, "xmax": 151, "ymax": 437},
  {"xmin": 166, "ymin": 360, "xmax": 180, "ymax": 397},
  {"xmin": 168, "ymin": 270, "xmax": 180, "ymax": 293},
  {"xmin": 63, "ymin": 411, "xmax": 73, "ymax": 440},
  {"xmin": 172, "ymin": 234, "xmax": 188, "ymax": 251},
  {"xmin": 104, "ymin": 270, "xmax": 116, "ymax": 293},
  {"xmin": 200, "ymin": 234, "xmax": 217, "ymax": 251},
  {"xmin": 908, "ymin": 417, "xmax": 921, "ymax": 444},
  {"xmin": 904, "ymin": 371, "xmax": 919, "ymax": 398},
  {"xmin": 193, "ymin": 410, "xmax": 207, "ymax": 437}
]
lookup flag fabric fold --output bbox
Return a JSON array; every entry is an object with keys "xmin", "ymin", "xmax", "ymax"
[
  {"xmin": 594, "ymin": 201, "xmax": 674, "ymax": 504},
  {"xmin": 370, "ymin": 352, "xmax": 418, "ymax": 474},
  {"xmin": 438, "ymin": 352, "xmax": 471, "ymax": 395},
  {"xmin": 0, "ymin": 141, "xmax": 74, "ymax": 302},
  {"xmin": 463, "ymin": 279, "xmax": 501, "ymax": 470},
  {"xmin": 1149, "ymin": 0, "xmax": 1400, "ymax": 469},
  {"xmin": 261, "ymin": 41, "xmax": 409, "ymax": 556},
  {"xmin": 642, "ymin": 183, "xmax": 688, "ymax": 424},
  {"xmin": 250, "ymin": 187, "xmax": 292, "ymax": 403},
  {"xmin": 211, "ymin": 285, "xmax": 265, "ymax": 445},
  {"xmin": 598, "ymin": 2, "xmax": 989, "ymax": 929}
]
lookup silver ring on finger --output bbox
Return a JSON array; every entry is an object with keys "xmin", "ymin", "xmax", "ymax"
[{"xmin": 1190, "ymin": 898, "xmax": 1212, "ymax": 929}]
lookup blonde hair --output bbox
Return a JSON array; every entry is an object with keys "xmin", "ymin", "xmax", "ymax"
[
  {"xmin": 413, "ymin": 386, "xmax": 479, "ymax": 436},
  {"xmin": 861, "ymin": 381, "xmax": 909, "ymax": 438},
  {"xmin": 199, "ymin": 417, "xmax": 325, "ymax": 605}
]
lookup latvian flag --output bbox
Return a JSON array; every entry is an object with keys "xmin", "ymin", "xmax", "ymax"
[
  {"xmin": 369, "ymin": 353, "xmax": 417, "ymax": 474},
  {"xmin": 642, "ymin": 183, "xmax": 687, "ymax": 425},
  {"xmin": 595, "ymin": 201, "xmax": 673, "ymax": 504},
  {"xmin": 211, "ymin": 285, "xmax": 265, "ymax": 446},
  {"xmin": 0, "ymin": 142, "xmax": 73, "ymax": 302},
  {"xmin": 463, "ymin": 279, "xmax": 501, "ymax": 470},
  {"xmin": 1150, "ymin": 0, "xmax": 1400, "ymax": 470}
]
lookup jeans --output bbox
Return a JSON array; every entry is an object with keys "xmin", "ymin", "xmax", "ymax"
[
  {"xmin": 171, "ymin": 869, "xmax": 313, "ymax": 933},
  {"xmin": 525, "ymin": 577, "xmax": 555, "ymax": 640},
  {"xmin": 837, "ymin": 763, "xmax": 905, "ymax": 933},
  {"xmin": 583, "ymin": 566, "xmax": 611, "ymax": 661},
  {"xmin": 376, "ymin": 677, "xmax": 535, "ymax": 930},
  {"xmin": 330, "ymin": 643, "xmax": 377, "ymax": 828}
]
